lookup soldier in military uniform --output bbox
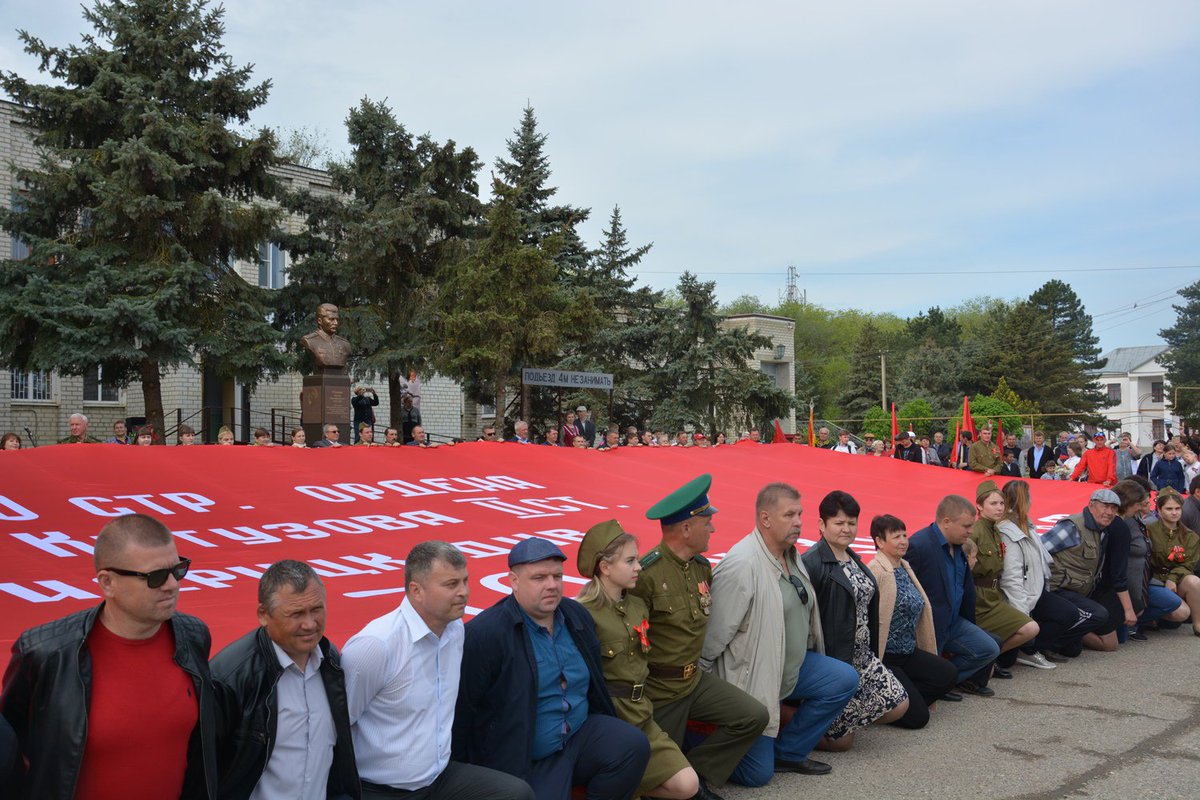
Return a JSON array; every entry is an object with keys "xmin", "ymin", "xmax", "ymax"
[
  {"xmin": 57, "ymin": 412, "xmax": 101, "ymax": 444},
  {"xmin": 968, "ymin": 427, "xmax": 1002, "ymax": 476},
  {"xmin": 577, "ymin": 519, "xmax": 699, "ymax": 800},
  {"xmin": 630, "ymin": 475, "xmax": 768, "ymax": 798}
]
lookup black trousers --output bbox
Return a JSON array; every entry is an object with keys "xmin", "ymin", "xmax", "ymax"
[
  {"xmin": 1046, "ymin": 590, "xmax": 1110, "ymax": 656},
  {"xmin": 882, "ymin": 649, "xmax": 958, "ymax": 729},
  {"xmin": 361, "ymin": 762, "xmax": 534, "ymax": 800}
]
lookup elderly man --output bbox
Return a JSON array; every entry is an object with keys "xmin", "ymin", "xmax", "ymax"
[
  {"xmin": 933, "ymin": 431, "xmax": 951, "ymax": 466},
  {"xmin": 406, "ymin": 425, "xmax": 439, "ymax": 448},
  {"xmin": 211, "ymin": 561, "xmax": 359, "ymax": 800},
  {"xmin": 1040, "ymin": 489, "xmax": 1127, "ymax": 653},
  {"xmin": 631, "ymin": 475, "xmax": 769, "ymax": 799},
  {"xmin": 906, "ymin": 496, "xmax": 1001, "ymax": 698},
  {"xmin": 312, "ymin": 423, "xmax": 344, "ymax": 448},
  {"xmin": 508, "ymin": 420, "xmax": 532, "ymax": 444},
  {"xmin": 702, "ymin": 483, "xmax": 858, "ymax": 785},
  {"xmin": 58, "ymin": 412, "xmax": 101, "ymax": 444},
  {"xmin": 1, "ymin": 514, "xmax": 216, "ymax": 798},
  {"xmin": 576, "ymin": 406, "xmax": 597, "ymax": 447},
  {"xmin": 453, "ymin": 538, "xmax": 648, "ymax": 799},
  {"xmin": 401, "ymin": 395, "xmax": 422, "ymax": 444},
  {"xmin": 968, "ymin": 428, "xmax": 1001, "ymax": 476},
  {"xmin": 815, "ymin": 427, "xmax": 832, "ymax": 449},
  {"xmin": 343, "ymin": 542, "xmax": 532, "ymax": 800}
]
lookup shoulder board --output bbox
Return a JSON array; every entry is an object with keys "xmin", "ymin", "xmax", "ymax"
[
  {"xmin": 639, "ymin": 550, "xmax": 662, "ymax": 568},
  {"xmin": 692, "ymin": 554, "xmax": 711, "ymax": 568}
]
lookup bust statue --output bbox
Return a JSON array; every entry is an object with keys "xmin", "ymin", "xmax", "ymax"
[{"xmin": 300, "ymin": 303, "xmax": 353, "ymax": 371}]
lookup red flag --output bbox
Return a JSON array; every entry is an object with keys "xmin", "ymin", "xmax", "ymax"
[
  {"xmin": 951, "ymin": 420, "xmax": 961, "ymax": 469},
  {"xmin": 961, "ymin": 396, "xmax": 976, "ymax": 438},
  {"xmin": 773, "ymin": 418, "xmax": 788, "ymax": 444},
  {"xmin": 890, "ymin": 403, "xmax": 899, "ymax": 453},
  {"xmin": 807, "ymin": 406, "xmax": 815, "ymax": 447},
  {"xmin": 995, "ymin": 418, "xmax": 1005, "ymax": 460}
]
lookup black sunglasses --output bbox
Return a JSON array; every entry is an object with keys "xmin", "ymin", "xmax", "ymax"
[
  {"xmin": 102, "ymin": 558, "xmax": 191, "ymax": 589},
  {"xmin": 787, "ymin": 574, "xmax": 809, "ymax": 605}
]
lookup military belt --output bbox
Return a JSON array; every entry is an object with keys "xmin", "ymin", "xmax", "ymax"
[
  {"xmin": 974, "ymin": 576, "xmax": 999, "ymax": 590},
  {"xmin": 606, "ymin": 680, "xmax": 645, "ymax": 701},
  {"xmin": 648, "ymin": 662, "xmax": 698, "ymax": 680}
]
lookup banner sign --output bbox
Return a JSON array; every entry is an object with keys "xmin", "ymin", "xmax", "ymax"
[
  {"xmin": 0, "ymin": 442, "xmax": 1096, "ymax": 671},
  {"xmin": 522, "ymin": 368, "xmax": 614, "ymax": 390}
]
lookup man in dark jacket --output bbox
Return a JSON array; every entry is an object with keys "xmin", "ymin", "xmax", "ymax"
[
  {"xmin": 0, "ymin": 514, "xmax": 217, "ymax": 799},
  {"xmin": 905, "ymin": 496, "xmax": 1000, "ymax": 697},
  {"xmin": 210, "ymin": 560, "xmax": 359, "ymax": 800},
  {"xmin": 453, "ymin": 538, "xmax": 648, "ymax": 800},
  {"xmin": 892, "ymin": 431, "xmax": 924, "ymax": 463}
]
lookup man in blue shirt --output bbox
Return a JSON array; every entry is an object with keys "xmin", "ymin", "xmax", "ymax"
[
  {"xmin": 906, "ymin": 495, "xmax": 1001, "ymax": 698},
  {"xmin": 453, "ymin": 539, "xmax": 649, "ymax": 799}
]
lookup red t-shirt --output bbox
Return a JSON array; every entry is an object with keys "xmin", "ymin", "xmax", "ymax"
[{"xmin": 74, "ymin": 621, "xmax": 199, "ymax": 800}]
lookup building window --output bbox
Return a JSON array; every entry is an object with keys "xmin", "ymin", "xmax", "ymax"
[
  {"xmin": 9, "ymin": 191, "xmax": 30, "ymax": 260},
  {"xmin": 1152, "ymin": 419, "xmax": 1165, "ymax": 441},
  {"xmin": 1151, "ymin": 381, "xmax": 1164, "ymax": 403},
  {"xmin": 10, "ymin": 370, "xmax": 52, "ymax": 401},
  {"xmin": 258, "ymin": 242, "xmax": 286, "ymax": 289},
  {"xmin": 1106, "ymin": 384, "xmax": 1121, "ymax": 405},
  {"xmin": 83, "ymin": 366, "xmax": 119, "ymax": 403}
]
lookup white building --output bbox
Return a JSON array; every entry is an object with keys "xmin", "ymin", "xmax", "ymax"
[{"xmin": 1093, "ymin": 345, "xmax": 1169, "ymax": 444}]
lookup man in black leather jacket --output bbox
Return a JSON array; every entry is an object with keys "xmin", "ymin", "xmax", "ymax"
[
  {"xmin": 210, "ymin": 560, "xmax": 359, "ymax": 800},
  {"xmin": 0, "ymin": 514, "xmax": 217, "ymax": 800}
]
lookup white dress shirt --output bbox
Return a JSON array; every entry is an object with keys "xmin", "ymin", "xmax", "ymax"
[
  {"xmin": 342, "ymin": 599, "xmax": 463, "ymax": 790},
  {"xmin": 250, "ymin": 642, "xmax": 335, "ymax": 800}
]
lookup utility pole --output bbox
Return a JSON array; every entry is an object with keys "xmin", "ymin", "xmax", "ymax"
[{"xmin": 880, "ymin": 351, "xmax": 888, "ymax": 411}]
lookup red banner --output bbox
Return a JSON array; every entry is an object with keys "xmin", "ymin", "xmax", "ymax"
[{"xmin": 0, "ymin": 442, "xmax": 1097, "ymax": 670}]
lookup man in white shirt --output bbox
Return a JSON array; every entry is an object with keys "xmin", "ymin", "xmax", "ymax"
[
  {"xmin": 211, "ymin": 560, "xmax": 359, "ymax": 800},
  {"xmin": 342, "ymin": 542, "xmax": 533, "ymax": 800},
  {"xmin": 830, "ymin": 430, "xmax": 857, "ymax": 455}
]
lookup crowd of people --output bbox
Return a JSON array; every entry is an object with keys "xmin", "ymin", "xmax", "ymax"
[{"xmin": 1, "ymin": 463, "xmax": 1198, "ymax": 800}]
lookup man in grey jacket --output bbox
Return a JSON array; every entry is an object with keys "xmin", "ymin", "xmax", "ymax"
[{"xmin": 701, "ymin": 483, "xmax": 858, "ymax": 786}]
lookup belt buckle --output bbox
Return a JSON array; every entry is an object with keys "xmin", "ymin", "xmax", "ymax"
[
  {"xmin": 631, "ymin": 683, "xmax": 644, "ymax": 701},
  {"xmin": 682, "ymin": 663, "xmax": 696, "ymax": 680}
]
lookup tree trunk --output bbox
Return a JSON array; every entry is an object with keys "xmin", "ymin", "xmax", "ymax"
[
  {"xmin": 521, "ymin": 381, "xmax": 530, "ymax": 425},
  {"xmin": 140, "ymin": 357, "xmax": 165, "ymax": 444},
  {"xmin": 494, "ymin": 374, "xmax": 507, "ymax": 436},
  {"xmin": 388, "ymin": 369, "xmax": 404, "ymax": 429}
]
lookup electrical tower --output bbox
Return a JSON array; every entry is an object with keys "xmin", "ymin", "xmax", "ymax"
[{"xmin": 780, "ymin": 265, "xmax": 805, "ymax": 306}]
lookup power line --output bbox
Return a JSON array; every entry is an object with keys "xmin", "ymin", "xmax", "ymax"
[
  {"xmin": 640, "ymin": 264, "xmax": 1200, "ymax": 277},
  {"xmin": 1091, "ymin": 284, "xmax": 1188, "ymax": 319}
]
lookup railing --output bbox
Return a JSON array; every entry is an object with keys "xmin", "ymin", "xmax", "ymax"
[{"xmin": 164, "ymin": 406, "xmax": 302, "ymax": 444}]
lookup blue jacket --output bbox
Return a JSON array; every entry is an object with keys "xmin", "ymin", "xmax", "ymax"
[
  {"xmin": 1150, "ymin": 458, "xmax": 1186, "ymax": 493},
  {"xmin": 452, "ymin": 595, "xmax": 616, "ymax": 781},
  {"xmin": 905, "ymin": 523, "xmax": 977, "ymax": 651}
]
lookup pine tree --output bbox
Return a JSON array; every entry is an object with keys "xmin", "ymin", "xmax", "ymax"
[
  {"xmin": 894, "ymin": 342, "xmax": 968, "ymax": 417},
  {"xmin": 494, "ymin": 105, "xmax": 591, "ymax": 276},
  {"xmin": 1159, "ymin": 280, "xmax": 1200, "ymax": 423},
  {"xmin": 838, "ymin": 321, "xmax": 888, "ymax": 426},
  {"xmin": 276, "ymin": 98, "xmax": 482, "ymax": 426},
  {"xmin": 0, "ymin": 0, "xmax": 286, "ymax": 439},
  {"xmin": 1029, "ymin": 279, "xmax": 1106, "ymax": 411},
  {"xmin": 437, "ymin": 181, "xmax": 597, "ymax": 427}
]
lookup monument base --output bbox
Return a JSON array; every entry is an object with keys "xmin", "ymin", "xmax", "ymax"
[{"xmin": 301, "ymin": 372, "xmax": 352, "ymax": 445}]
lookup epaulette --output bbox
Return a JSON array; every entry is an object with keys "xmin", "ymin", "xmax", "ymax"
[
  {"xmin": 640, "ymin": 550, "xmax": 662, "ymax": 568},
  {"xmin": 692, "ymin": 554, "xmax": 710, "ymax": 568}
]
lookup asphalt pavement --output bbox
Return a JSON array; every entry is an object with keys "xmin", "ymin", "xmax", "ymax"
[{"xmin": 718, "ymin": 626, "xmax": 1200, "ymax": 800}]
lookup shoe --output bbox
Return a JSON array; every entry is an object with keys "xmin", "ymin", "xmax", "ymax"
[
  {"xmin": 1128, "ymin": 630, "xmax": 1149, "ymax": 642},
  {"xmin": 992, "ymin": 667, "xmax": 1013, "ymax": 679},
  {"xmin": 1015, "ymin": 652, "xmax": 1057, "ymax": 670},
  {"xmin": 775, "ymin": 758, "xmax": 832, "ymax": 775},
  {"xmin": 1041, "ymin": 651, "xmax": 1070, "ymax": 663},
  {"xmin": 958, "ymin": 681, "xmax": 995, "ymax": 697},
  {"xmin": 940, "ymin": 690, "xmax": 963, "ymax": 702},
  {"xmin": 691, "ymin": 779, "xmax": 726, "ymax": 800}
]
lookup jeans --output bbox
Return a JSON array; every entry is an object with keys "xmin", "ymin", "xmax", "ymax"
[
  {"xmin": 527, "ymin": 714, "xmax": 649, "ymax": 800},
  {"xmin": 728, "ymin": 652, "xmax": 858, "ymax": 787},
  {"xmin": 943, "ymin": 617, "xmax": 1000, "ymax": 683},
  {"xmin": 1119, "ymin": 585, "xmax": 1185, "ymax": 642}
]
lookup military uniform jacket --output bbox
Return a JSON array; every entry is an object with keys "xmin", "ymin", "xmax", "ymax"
[
  {"xmin": 581, "ymin": 594, "xmax": 653, "ymax": 727},
  {"xmin": 629, "ymin": 544, "xmax": 712, "ymax": 704},
  {"xmin": 968, "ymin": 440, "xmax": 1002, "ymax": 473}
]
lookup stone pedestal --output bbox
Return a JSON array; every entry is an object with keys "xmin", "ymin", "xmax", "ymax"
[{"xmin": 301, "ymin": 371, "xmax": 351, "ymax": 445}]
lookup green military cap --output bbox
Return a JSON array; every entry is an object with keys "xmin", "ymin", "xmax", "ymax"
[
  {"xmin": 578, "ymin": 519, "xmax": 629, "ymax": 578},
  {"xmin": 646, "ymin": 473, "xmax": 718, "ymax": 525},
  {"xmin": 976, "ymin": 479, "xmax": 1001, "ymax": 503}
]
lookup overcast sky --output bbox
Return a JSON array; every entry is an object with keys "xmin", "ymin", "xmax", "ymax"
[{"xmin": 3, "ymin": 1, "xmax": 1198, "ymax": 354}]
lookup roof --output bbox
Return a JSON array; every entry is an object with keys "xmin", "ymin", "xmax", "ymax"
[{"xmin": 1095, "ymin": 345, "xmax": 1169, "ymax": 375}]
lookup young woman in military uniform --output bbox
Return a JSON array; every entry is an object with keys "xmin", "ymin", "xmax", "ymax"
[
  {"xmin": 970, "ymin": 480, "xmax": 1039, "ymax": 673},
  {"xmin": 577, "ymin": 520, "xmax": 700, "ymax": 800}
]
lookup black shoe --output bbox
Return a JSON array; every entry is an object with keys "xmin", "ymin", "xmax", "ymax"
[
  {"xmin": 691, "ymin": 779, "xmax": 726, "ymax": 800},
  {"xmin": 940, "ymin": 690, "xmax": 963, "ymax": 702},
  {"xmin": 958, "ymin": 681, "xmax": 995, "ymax": 697},
  {"xmin": 775, "ymin": 758, "xmax": 832, "ymax": 775},
  {"xmin": 992, "ymin": 667, "xmax": 1013, "ymax": 679},
  {"xmin": 1041, "ymin": 651, "xmax": 1070, "ymax": 663},
  {"xmin": 1129, "ymin": 630, "xmax": 1149, "ymax": 642}
]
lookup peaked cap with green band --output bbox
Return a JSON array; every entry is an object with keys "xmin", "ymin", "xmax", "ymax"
[{"xmin": 646, "ymin": 473, "xmax": 718, "ymax": 525}]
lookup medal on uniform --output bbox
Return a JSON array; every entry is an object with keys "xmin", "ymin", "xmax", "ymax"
[
  {"xmin": 697, "ymin": 580, "xmax": 711, "ymax": 615},
  {"xmin": 634, "ymin": 619, "xmax": 650, "ymax": 653}
]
